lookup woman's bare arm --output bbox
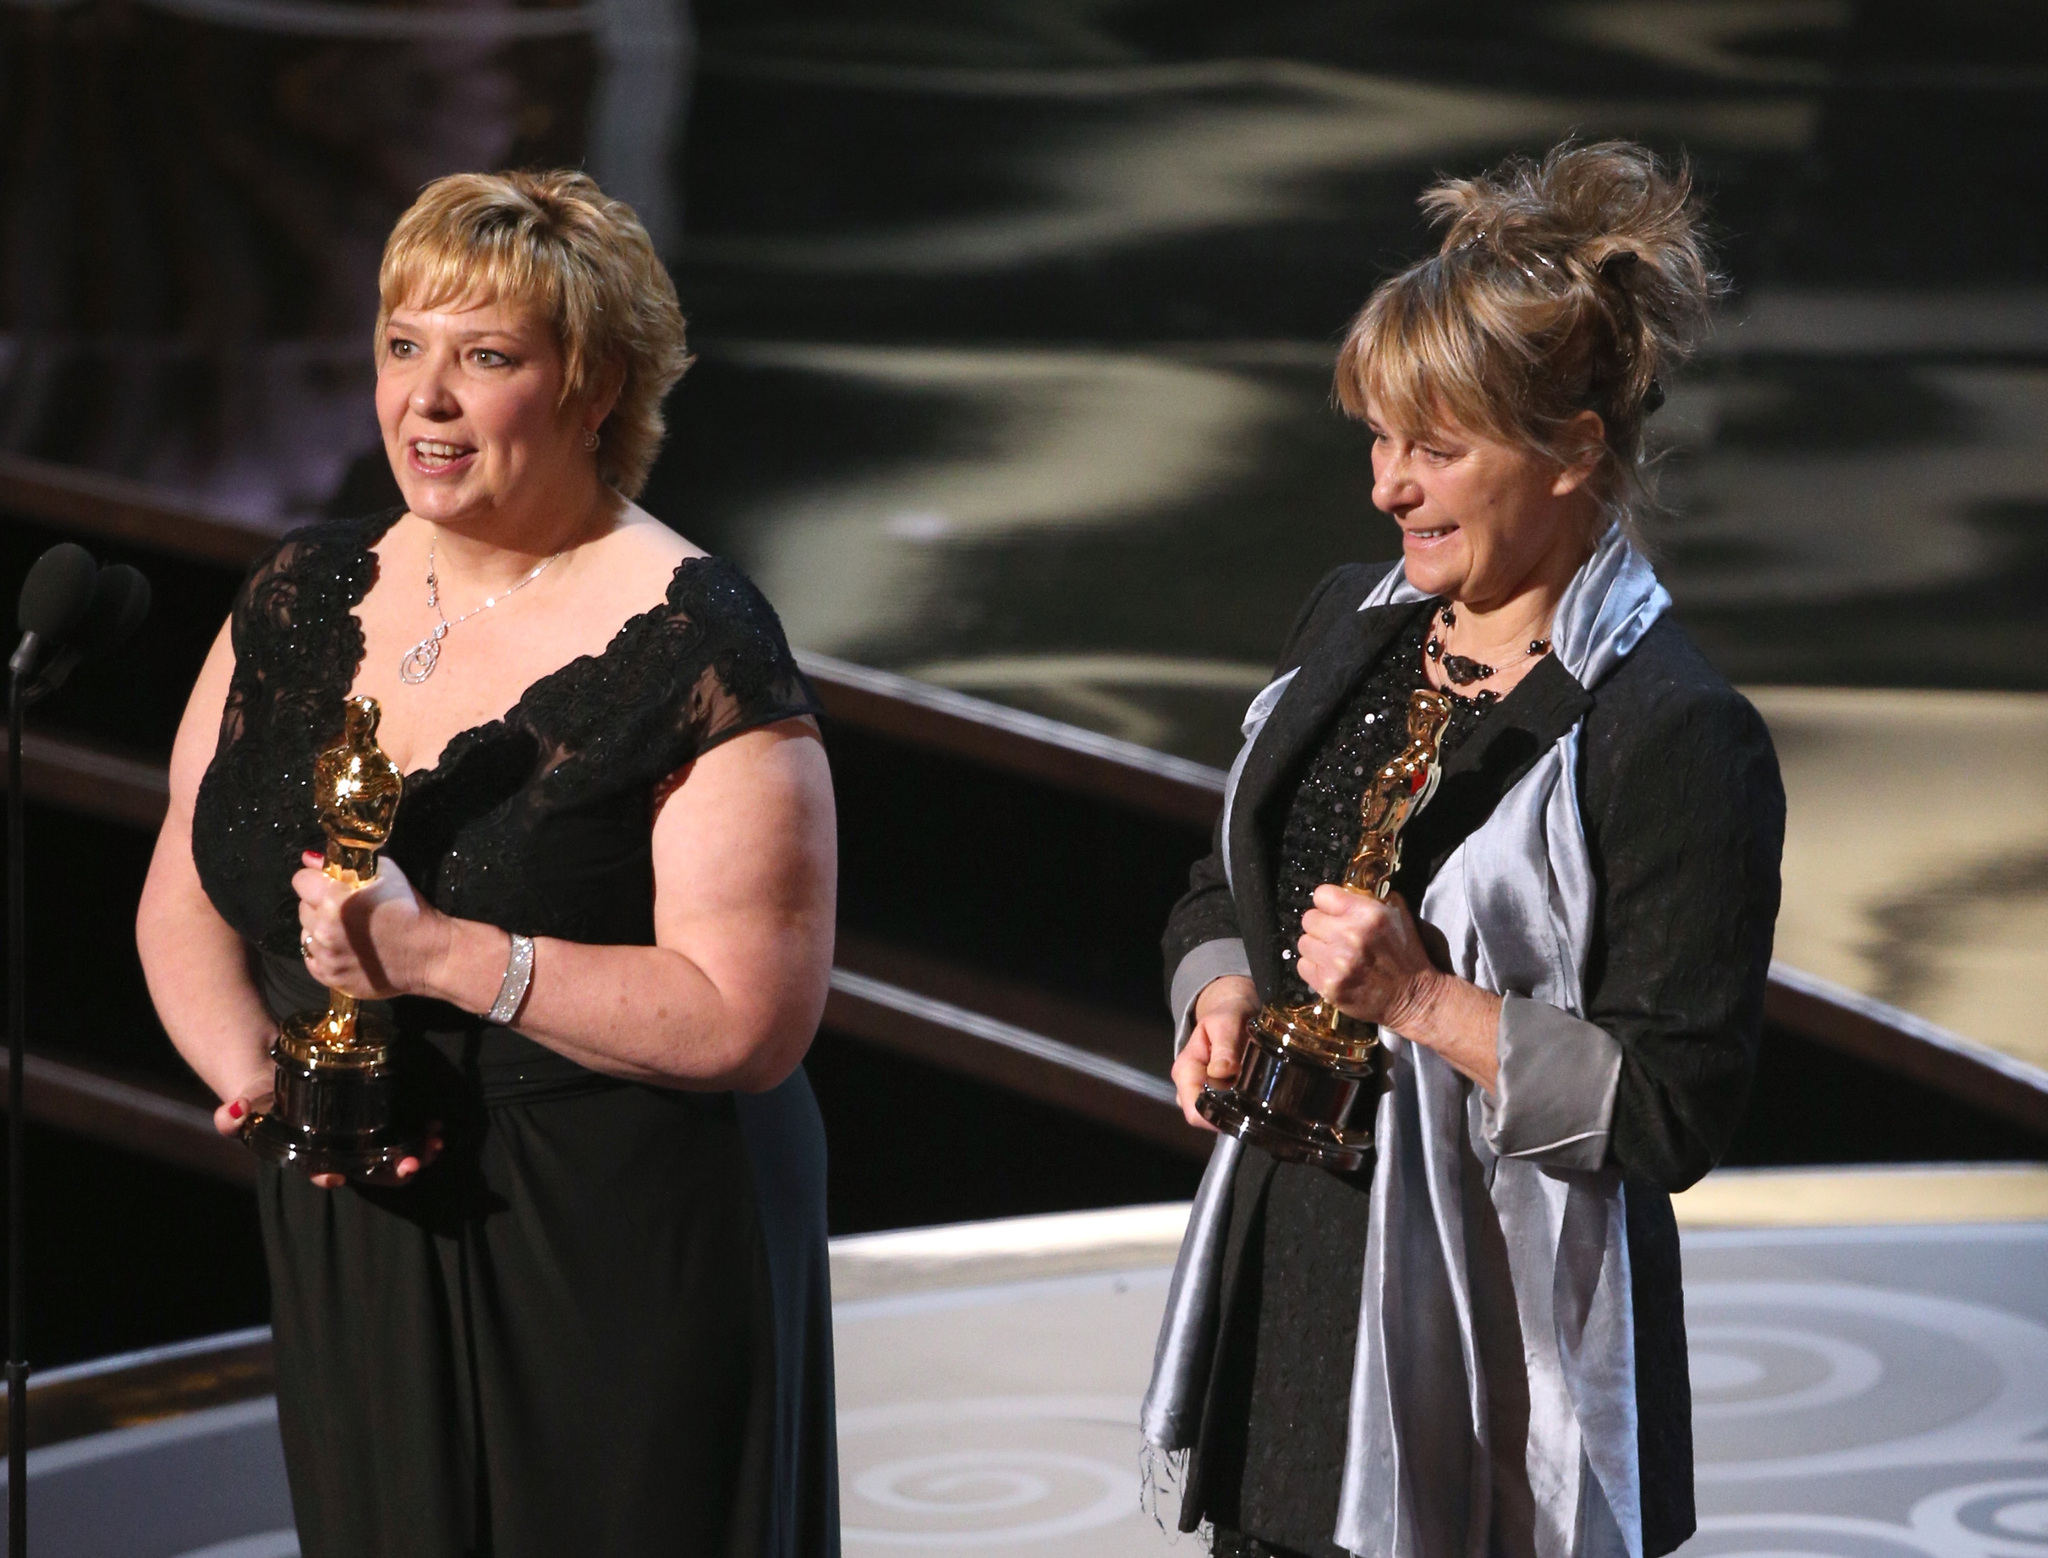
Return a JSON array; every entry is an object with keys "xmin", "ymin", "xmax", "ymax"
[
  {"xmin": 442, "ymin": 721, "xmax": 836, "ymax": 1089},
  {"xmin": 136, "ymin": 622, "xmax": 279, "ymax": 1107},
  {"xmin": 302, "ymin": 719, "xmax": 837, "ymax": 1093}
]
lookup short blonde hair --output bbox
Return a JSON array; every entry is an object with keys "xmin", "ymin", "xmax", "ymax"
[
  {"xmin": 1336, "ymin": 141, "xmax": 1723, "ymax": 542},
  {"xmin": 376, "ymin": 169, "xmax": 692, "ymax": 500}
]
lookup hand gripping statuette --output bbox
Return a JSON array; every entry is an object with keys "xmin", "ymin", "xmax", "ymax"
[
  {"xmin": 243, "ymin": 696, "xmax": 420, "ymax": 1177},
  {"xmin": 1196, "ymin": 686, "xmax": 1455, "ymax": 1171}
]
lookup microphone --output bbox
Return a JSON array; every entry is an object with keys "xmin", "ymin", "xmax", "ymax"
[
  {"xmin": 9, "ymin": 548, "xmax": 152, "ymax": 702},
  {"xmin": 78, "ymin": 564, "xmax": 152, "ymax": 660},
  {"xmin": 8, "ymin": 544, "xmax": 100, "ymax": 682},
  {"xmin": 26, "ymin": 565, "xmax": 153, "ymax": 702}
]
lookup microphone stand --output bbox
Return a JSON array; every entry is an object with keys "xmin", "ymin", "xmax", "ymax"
[
  {"xmin": 0, "ymin": 560, "xmax": 147, "ymax": 1558},
  {"xmin": 5, "ymin": 651, "xmax": 29, "ymax": 1558}
]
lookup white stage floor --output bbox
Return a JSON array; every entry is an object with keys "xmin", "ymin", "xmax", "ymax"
[{"xmin": 12, "ymin": 1165, "xmax": 2048, "ymax": 1558}]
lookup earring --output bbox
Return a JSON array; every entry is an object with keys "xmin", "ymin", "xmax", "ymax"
[{"xmin": 582, "ymin": 428, "xmax": 600, "ymax": 451}]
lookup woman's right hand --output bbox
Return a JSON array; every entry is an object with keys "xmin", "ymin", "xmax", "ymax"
[
  {"xmin": 1172, "ymin": 975, "xmax": 1260, "ymax": 1131},
  {"xmin": 212, "ymin": 1065, "xmax": 274, "ymax": 1145}
]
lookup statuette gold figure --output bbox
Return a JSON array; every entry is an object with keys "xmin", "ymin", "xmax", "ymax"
[
  {"xmin": 1197, "ymin": 686, "xmax": 1454, "ymax": 1170},
  {"xmin": 244, "ymin": 696, "xmax": 420, "ymax": 1176}
]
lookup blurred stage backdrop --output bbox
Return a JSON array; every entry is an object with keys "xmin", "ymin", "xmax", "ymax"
[
  {"xmin": 2, "ymin": 0, "xmax": 2047, "ymax": 1360},
  {"xmin": 8, "ymin": 0, "xmax": 2048, "ymax": 751}
]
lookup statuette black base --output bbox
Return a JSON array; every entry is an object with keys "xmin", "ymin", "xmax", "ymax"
[
  {"xmin": 1196, "ymin": 1025, "xmax": 1381, "ymax": 1172},
  {"xmin": 242, "ymin": 1017, "xmax": 418, "ymax": 1179},
  {"xmin": 244, "ymin": 1109, "xmax": 413, "ymax": 1179}
]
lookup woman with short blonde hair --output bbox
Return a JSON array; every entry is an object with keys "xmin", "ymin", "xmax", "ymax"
[
  {"xmin": 139, "ymin": 169, "xmax": 840, "ymax": 1555},
  {"xmin": 1146, "ymin": 142, "xmax": 1782, "ymax": 1558},
  {"xmin": 375, "ymin": 170, "xmax": 694, "ymax": 500}
]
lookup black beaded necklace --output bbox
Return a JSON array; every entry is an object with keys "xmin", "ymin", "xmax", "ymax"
[{"xmin": 1425, "ymin": 603, "xmax": 1552, "ymax": 689}]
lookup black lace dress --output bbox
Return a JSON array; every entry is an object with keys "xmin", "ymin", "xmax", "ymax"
[{"xmin": 189, "ymin": 512, "xmax": 837, "ymax": 1558}]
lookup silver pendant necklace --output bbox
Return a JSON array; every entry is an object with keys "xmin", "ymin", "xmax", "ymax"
[{"xmin": 398, "ymin": 538, "xmax": 563, "ymax": 684}]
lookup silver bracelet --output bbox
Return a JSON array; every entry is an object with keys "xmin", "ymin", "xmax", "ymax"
[{"xmin": 486, "ymin": 933, "xmax": 535, "ymax": 1025}]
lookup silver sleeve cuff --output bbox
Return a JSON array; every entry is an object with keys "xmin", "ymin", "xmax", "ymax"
[
  {"xmin": 1480, "ymin": 994, "xmax": 1622, "ymax": 1171},
  {"xmin": 1169, "ymin": 938, "xmax": 1253, "ymax": 1059}
]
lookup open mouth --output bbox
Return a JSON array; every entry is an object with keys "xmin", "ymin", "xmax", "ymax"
[
  {"xmin": 409, "ymin": 438, "xmax": 476, "ymax": 474},
  {"xmin": 1403, "ymin": 524, "xmax": 1459, "ymax": 544}
]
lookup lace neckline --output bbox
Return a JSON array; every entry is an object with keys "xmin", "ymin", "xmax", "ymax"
[{"xmin": 332, "ymin": 508, "xmax": 721, "ymax": 786}]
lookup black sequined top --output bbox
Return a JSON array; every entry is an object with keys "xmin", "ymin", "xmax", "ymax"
[
  {"xmin": 1269, "ymin": 612, "xmax": 1489, "ymax": 1006},
  {"xmin": 190, "ymin": 510, "xmax": 820, "ymax": 1054}
]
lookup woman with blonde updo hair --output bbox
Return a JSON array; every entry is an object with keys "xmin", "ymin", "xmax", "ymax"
[
  {"xmin": 138, "ymin": 170, "xmax": 840, "ymax": 1555},
  {"xmin": 1145, "ymin": 142, "xmax": 1784, "ymax": 1558}
]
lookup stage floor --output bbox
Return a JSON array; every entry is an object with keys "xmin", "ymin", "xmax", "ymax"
[{"xmin": 11, "ymin": 1166, "xmax": 2048, "ymax": 1557}]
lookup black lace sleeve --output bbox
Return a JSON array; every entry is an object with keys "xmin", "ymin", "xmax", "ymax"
[{"xmin": 643, "ymin": 558, "xmax": 821, "ymax": 774}]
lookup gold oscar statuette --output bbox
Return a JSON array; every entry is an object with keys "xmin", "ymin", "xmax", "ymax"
[
  {"xmin": 1196, "ymin": 686, "xmax": 1455, "ymax": 1171},
  {"xmin": 243, "ymin": 695, "xmax": 421, "ymax": 1177}
]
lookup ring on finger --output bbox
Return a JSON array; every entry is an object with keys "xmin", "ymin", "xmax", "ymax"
[{"xmin": 301, "ymin": 929, "xmax": 315, "ymax": 958}]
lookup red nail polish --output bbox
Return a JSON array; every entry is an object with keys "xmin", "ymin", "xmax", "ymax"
[{"xmin": 228, "ymin": 1101, "xmax": 245, "ymax": 1119}]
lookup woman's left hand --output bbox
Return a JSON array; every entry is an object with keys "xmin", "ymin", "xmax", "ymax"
[
  {"xmin": 294, "ymin": 853, "xmax": 451, "ymax": 1000},
  {"xmin": 1297, "ymin": 885, "xmax": 1445, "ymax": 1032}
]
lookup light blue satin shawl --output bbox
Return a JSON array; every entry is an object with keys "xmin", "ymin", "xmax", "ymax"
[{"xmin": 1142, "ymin": 525, "xmax": 1670, "ymax": 1558}]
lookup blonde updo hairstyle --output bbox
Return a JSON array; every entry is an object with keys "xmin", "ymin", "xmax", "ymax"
[
  {"xmin": 375, "ymin": 169, "xmax": 693, "ymax": 501},
  {"xmin": 1336, "ymin": 141, "xmax": 1723, "ymax": 544}
]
